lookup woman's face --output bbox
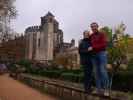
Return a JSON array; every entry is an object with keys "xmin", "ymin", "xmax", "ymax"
[{"xmin": 83, "ymin": 32, "xmax": 89, "ymax": 38}]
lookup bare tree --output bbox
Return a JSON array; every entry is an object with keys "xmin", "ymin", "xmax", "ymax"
[
  {"xmin": 0, "ymin": 0, "xmax": 17, "ymax": 42},
  {"xmin": 0, "ymin": 0, "xmax": 17, "ymax": 18}
]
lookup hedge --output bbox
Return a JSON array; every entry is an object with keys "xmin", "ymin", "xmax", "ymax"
[
  {"xmin": 39, "ymin": 70, "xmax": 62, "ymax": 78},
  {"xmin": 13, "ymin": 58, "xmax": 133, "ymax": 92},
  {"xmin": 61, "ymin": 72, "xmax": 84, "ymax": 83},
  {"xmin": 112, "ymin": 71, "xmax": 133, "ymax": 92}
]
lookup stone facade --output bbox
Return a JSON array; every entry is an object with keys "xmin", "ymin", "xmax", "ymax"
[
  {"xmin": 55, "ymin": 46, "xmax": 80, "ymax": 69},
  {"xmin": 25, "ymin": 12, "xmax": 76, "ymax": 63}
]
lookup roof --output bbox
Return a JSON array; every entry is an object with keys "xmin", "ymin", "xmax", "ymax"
[{"xmin": 46, "ymin": 12, "xmax": 55, "ymax": 17}]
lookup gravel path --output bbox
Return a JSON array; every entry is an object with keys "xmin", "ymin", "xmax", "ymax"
[{"xmin": 0, "ymin": 74, "xmax": 57, "ymax": 100}]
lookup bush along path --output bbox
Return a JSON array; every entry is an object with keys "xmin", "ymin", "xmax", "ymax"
[{"xmin": 12, "ymin": 59, "xmax": 133, "ymax": 92}]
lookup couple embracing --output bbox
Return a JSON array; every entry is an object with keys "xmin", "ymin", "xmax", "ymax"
[{"xmin": 79, "ymin": 22, "xmax": 109, "ymax": 96}]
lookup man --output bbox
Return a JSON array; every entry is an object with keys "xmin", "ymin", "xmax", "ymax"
[
  {"xmin": 78, "ymin": 31, "xmax": 93, "ymax": 93},
  {"xmin": 89, "ymin": 22, "xmax": 109, "ymax": 96}
]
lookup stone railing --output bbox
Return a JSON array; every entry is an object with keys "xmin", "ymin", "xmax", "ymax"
[{"xmin": 14, "ymin": 74, "xmax": 130, "ymax": 100}]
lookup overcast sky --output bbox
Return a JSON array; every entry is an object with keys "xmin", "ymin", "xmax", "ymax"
[{"xmin": 12, "ymin": 0, "xmax": 133, "ymax": 43}]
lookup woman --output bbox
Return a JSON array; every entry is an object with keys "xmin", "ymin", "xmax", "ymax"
[{"xmin": 78, "ymin": 31, "xmax": 93, "ymax": 93}]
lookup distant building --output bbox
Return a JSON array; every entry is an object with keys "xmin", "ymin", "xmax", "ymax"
[
  {"xmin": 0, "ymin": 35, "xmax": 26, "ymax": 62},
  {"xmin": 55, "ymin": 46, "xmax": 80, "ymax": 69},
  {"xmin": 25, "ymin": 12, "xmax": 77, "ymax": 64}
]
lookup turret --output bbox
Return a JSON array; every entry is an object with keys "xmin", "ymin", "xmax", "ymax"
[
  {"xmin": 71, "ymin": 39, "xmax": 75, "ymax": 47},
  {"xmin": 25, "ymin": 26, "xmax": 40, "ymax": 33}
]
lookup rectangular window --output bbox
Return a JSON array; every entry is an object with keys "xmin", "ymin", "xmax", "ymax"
[{"xmin": 38, "ymin": 38, "xmax": 40, "ymax": 47}]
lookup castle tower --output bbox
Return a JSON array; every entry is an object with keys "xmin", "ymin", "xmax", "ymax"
[
  {"xmin": 25, "ymin": 12, "xmax": 64, "ymax": 63},
  {"xmin": 71, "ymin": 39, "xmax": 75, "ymax": 47},
  {"xmin": 40, "ymin": 12, "xmax": 55, "ymax": 62}
]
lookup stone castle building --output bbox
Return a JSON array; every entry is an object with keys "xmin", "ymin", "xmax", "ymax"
[{"xmin": 25, "ymin": 12, "xmax": 76, "ymax": 63}]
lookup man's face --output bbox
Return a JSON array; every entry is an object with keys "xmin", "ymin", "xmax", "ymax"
[{"xmin": 90, "ymin": 23, "xmax": 99, "ymax": 33}]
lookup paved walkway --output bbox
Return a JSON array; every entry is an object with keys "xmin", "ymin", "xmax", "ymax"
[{"xmin": 0, "ymin": 74, "xmax": 58, "ymax": 100}]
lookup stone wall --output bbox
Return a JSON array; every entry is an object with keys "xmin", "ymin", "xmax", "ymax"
[
  {"xmin": 15, "ymin": 74, "xmax": 130, "ymax": 100},
  {"xmin": 55, "ymin": 47, "xmax": 80, "ymax": 69}
]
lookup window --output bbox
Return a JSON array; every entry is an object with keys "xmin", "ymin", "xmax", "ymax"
[
  {"xmin": 38, "ymin": 38, "xmax": 40, "ymax": 47},
  {"xmin": 49, "ymin": 18, "xmax": 53, "ymax": 22}
]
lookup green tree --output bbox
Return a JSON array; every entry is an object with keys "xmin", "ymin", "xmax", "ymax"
[
  {"xmin": 100, "ymin": 26, "xmax": 128, "ymax": 71},
  {"xmin": 100, "ymin": 26, "xmax": 113, "ymax": 48},
  {"xmin": 100, "ymin": 26, "xmax": 129, "ymax": 92}
]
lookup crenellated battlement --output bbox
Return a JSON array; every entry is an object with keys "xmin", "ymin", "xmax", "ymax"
[{"xmin": 25, "ymin": 25, "xmax": 40, "ymax": 33}]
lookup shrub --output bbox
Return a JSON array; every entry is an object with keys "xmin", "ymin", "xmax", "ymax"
[
  {"xmin": 112, "ymin": 71, "xmax": 133, "ymax": 92},
  {"xmin": 127, "ymin": 58, "xmax": 133, "ymax": 71},
  {"xmin": 17, "ymin": 60, "xmax": 43, "ymax": 74},
  {"xmin": 9, "ymin": 63, "xmax": 17, "ymax": 72},
  {"xmin": 40, "ymin": 70, "xmax": 61, "ymax": 78},
  {"xmin": 112, "ymin": 58, "xmax": 133, "ymax": 92},
  {"xmin": 61, "ymin": 69, "xmax": 83, "ymax": 74},
  {"xmin": 17, "ymin": 59, "xmax": 32, "ymax": 68},
  {"xmin": 61, "ymin": 72, "xmax": 84, "ymax": 83}
]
